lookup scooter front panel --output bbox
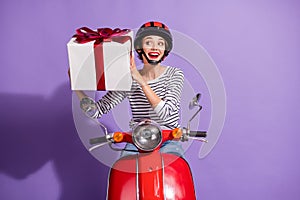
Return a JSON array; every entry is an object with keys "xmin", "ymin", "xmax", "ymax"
[
  {"xmin": 107, "ymin": 153, "xmax": 197, "ymax": 200},
  {"xmin": 162, "ymin": 154, "xmax": 196, "ymax": 200},
  {"xmin": 138, "ymin": 152, "xmax": 164, "ymax": 200},
  {"xmin": 107, "ymin": 155, "xmax": 138, "ymax": 200}
]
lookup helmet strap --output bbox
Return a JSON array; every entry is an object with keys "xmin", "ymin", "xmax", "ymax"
[{"xmin": 139, "ymin": 50, "xmax": 165, "ymax": 66}]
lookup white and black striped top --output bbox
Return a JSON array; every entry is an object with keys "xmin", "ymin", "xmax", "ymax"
[{"xmin": 94, "ymin": 66, "xmax": 184, "ymax": 129}]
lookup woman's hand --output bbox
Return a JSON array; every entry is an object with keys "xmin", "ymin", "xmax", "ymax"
[{"xmin": 130, "ymin": 55, "xmax": 146, "ymax": 86}]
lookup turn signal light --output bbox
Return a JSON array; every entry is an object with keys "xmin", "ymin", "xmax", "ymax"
[
  {"xmin": 113, "ymin": 132, "xmax": 124, "ymax": 142},
  {"xmin": 171, "ymin": 128, "xmax": 182, "ymax": 139}
]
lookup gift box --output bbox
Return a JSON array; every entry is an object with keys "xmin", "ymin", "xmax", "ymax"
[{"xmin": 67, "ymin": 27, "xmax": 133, "ymax": 91}]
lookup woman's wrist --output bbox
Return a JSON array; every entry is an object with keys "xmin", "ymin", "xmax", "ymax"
[
  {"xmin": 75, "ymin": 90, "xmax": 88, "ymax": 101},
  {"xmin": 140, "ymin": 82, "xmax": 148, "ymax": 87},
  {"xmin": 138, "ymin": 78, "xmax": 148, "ymax": 87}
]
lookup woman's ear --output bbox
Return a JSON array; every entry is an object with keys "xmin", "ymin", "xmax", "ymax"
[
  {"xmin": 164, "ymin": 40, "xmax": 169, "ymax": 51},
  {"xmin": 135, "ymin": 49, "xmax": 143, "ymax": 61}
]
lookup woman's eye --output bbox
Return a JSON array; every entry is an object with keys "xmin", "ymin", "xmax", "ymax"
[
  {"xmin": 158, "ymin": 42, "xmax": 165, "ymax": 46},
  {"xmin": 145, "ymin": 41, "xmax": 152, "ymax": 45}
]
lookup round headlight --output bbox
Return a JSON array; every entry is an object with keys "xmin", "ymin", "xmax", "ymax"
[{"xmin": 132, "ymin": 120, "xmax": 162, "ymax": 151}]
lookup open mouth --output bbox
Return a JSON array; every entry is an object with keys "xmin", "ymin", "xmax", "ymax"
[{"xmin": 148, "ymin": 52, "xmax": 160, "ymax": 59}]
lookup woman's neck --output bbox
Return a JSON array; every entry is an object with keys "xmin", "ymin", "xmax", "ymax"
[{"xmin": 140, "ymin": 63, "xmax": 165, "ymax": 81}]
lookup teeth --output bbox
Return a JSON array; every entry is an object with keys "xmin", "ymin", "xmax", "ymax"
[{"xmin": 149, "ymin": 52, "xmax": 159, "ymax": 56}]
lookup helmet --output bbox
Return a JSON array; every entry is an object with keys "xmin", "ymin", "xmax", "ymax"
[{"xmin": 134, "ymin": 21, "xmax": 173, "ymax": 64}]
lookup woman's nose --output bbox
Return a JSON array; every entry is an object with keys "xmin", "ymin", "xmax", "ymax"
[{"xmin": 151, "ymin": 42, "xmax": 158, "ymax": 49}]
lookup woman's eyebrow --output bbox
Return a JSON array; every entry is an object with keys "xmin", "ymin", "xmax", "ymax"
[
  {"xmin": 144, "ymin": 36, "xmax": 153, "ymax": 40},
  {"xmin": 143, "ymin": 36, "xmax": 165, "ymax": 42}
]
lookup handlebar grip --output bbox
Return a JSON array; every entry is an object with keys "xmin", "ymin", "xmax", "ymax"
[
  {"xmin": 189, "ymin": 131, "xmax": 207, "ymax": 137},
  {"xmin": 89, "ymin": 136, "xmax": 108, "ymax": 145}
]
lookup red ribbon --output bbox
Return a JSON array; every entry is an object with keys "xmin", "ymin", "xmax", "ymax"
[
  {"xmin": 73, "ymin": 27, "xmax": 130, "ymax": 44},
  {"xmin": 73, "ymin": 27, "xmax": 131, "ymax": 90}
]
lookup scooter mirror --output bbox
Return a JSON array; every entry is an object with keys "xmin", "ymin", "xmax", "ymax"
[{"xmin": 189, "ymin": 93, "xmax": 201, "ymax": 109}]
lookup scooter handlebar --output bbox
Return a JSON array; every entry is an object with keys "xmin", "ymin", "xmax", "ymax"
[
  {"xmin": 89, "ymin": 136, "xmax": 108, "ymax": 145},
  {"xmin": 189, "ymin": 131, "xmax": 207, "ymax": 138}
]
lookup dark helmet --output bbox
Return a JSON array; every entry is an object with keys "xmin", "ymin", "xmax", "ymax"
[{"xmin": 134, "ymin": 21, "xmax": 173, "ymax": 64}]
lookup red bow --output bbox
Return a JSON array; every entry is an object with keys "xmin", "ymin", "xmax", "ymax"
[{"xmin": 73, "ymin": 27, "xmax": 130, "ymax": 44}]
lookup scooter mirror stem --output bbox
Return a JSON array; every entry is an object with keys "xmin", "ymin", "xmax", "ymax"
[
  {"xmin": 92, "ymin": 119, "xmax": 108, "ymax": 135},
  {"xmin": 187, "ymin": 105, "xmax": 202, "ymax": 133}
]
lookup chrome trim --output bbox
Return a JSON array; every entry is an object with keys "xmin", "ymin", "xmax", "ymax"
[
  {"xmin": 106, "ymin": 167, "xmax": 112, "ymax": 200},
  {"xmin": 132, "ymin": 119, "xmax": 163, "ymax": 151},
  {"xmin": 161, "ymin": 153, "xmax": 167, "ymax": 200},
  {"xmin": 136, "ymin": 156, "xmax": 139, "ymax": 200}
]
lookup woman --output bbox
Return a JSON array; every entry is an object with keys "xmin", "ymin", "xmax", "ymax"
[{"xmin": 76, "ymin": 21, "xmax": 184, "ymax": 156}]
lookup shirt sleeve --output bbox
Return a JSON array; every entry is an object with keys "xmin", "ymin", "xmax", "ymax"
[
  {"xmin": 93, "ymin": 90, "xmax": 127, "ymax": 118},
  {"xmin": 153, "ymin": 68, "xmax": 184, "ymax": 121}
]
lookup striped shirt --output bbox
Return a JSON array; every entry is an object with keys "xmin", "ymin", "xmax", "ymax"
[{"xmin": 94, "ymin": 66, "xmax": 184, "ymax": 129}]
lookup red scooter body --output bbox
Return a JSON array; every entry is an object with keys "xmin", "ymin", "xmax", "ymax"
[
  {"xmin": 87, "ymin": 93, "xmax": 206, "ymax": 199},
  {"xmin": 108, "ymin": 151, "xmax": 196, "ymax": 200}
]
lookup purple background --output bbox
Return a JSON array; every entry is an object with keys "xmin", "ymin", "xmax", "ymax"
[{"xmin": 1, "ymin": 0, "xmax": 300, "ymax": 199}]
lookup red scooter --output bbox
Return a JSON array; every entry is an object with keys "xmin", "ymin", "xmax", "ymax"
[{"xmin": 88, "ymin": 93, "xmax": 207, "ymax": 200}]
